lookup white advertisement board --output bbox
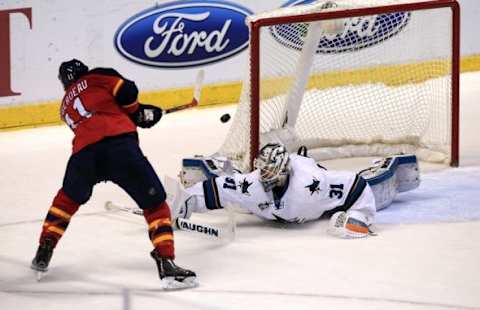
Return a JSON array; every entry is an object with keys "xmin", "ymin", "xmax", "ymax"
[{"xmin": 0, "ymin": 0, "xmax": 479, "ymax": 108}]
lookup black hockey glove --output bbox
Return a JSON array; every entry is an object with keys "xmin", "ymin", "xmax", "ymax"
[{"xmin": 131, "ymin": 104, "xmax": 163, "ymax": 128}]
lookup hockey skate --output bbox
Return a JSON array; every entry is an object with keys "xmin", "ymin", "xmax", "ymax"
[
  {"xmin": 31, "ymin": 238, "xmax": 54, "ymax": 281},
  {"xmin": 150, "ymin": 250, "xmax": 198, "ymax": 290}
]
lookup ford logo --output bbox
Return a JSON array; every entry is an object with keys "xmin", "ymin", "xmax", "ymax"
[
  {"xmin": 271, "ymin": 0, "xmax": 410, "ymax": 54},
  {"xmin": 114, "ymin": 0, "xmax": 253, "ymax": 68}
]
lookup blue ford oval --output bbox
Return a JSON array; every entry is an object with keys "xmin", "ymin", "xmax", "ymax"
[
  {"xmin": 115, "ymin": 0, "xmax": 253, "ymax": 68},
  {"xmin": 272, "ymin": 0, "xmax": 411, "ymax": 54}
]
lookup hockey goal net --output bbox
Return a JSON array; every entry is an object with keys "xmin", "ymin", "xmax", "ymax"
[{"xmin": 218, "ymin": 0, "xmax": 460, "ymax": 171}]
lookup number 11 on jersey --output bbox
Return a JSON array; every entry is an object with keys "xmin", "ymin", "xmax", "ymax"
[{"xmin": 64, "ymin": 97, "xmax": 92, "ymax": 129}]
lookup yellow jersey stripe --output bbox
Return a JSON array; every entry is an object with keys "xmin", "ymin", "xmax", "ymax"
[{"xmin": 112, "ymin": 79, "xmax": 124, "ymax": 96}]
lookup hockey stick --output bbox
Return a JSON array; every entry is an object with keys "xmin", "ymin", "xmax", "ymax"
[
  {"xmin": 104, "ymin": 201, "xmax": 235, "ymax": 242},
  {"xmin": 164, "ymin": 69, "xmax": 204, "ymax": 114}
]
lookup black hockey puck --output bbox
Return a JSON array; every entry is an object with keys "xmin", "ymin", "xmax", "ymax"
[{"xmin": 220, "ymin": 113, "xmax": 231, "ymax": 123}]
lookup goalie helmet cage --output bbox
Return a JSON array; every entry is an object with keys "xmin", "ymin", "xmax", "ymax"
[{"xmin": 218, "ymin": 0, "xmax": 460, "ymax": 172}]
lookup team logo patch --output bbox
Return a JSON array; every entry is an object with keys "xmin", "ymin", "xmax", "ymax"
[
  {"xmin": 114, "ymin": 0, "xmax": 252, "ymax": 68},
  {"xmin": 305, "ymin": 177, "xmax": 321, "ymax": 195},
  {"xmin": 272, "ymin": 0, "xmax": 411, "ymax": 54},
  {"xmin": 238, "ymin": 178, "xmax": 253, "ymax": 195}
]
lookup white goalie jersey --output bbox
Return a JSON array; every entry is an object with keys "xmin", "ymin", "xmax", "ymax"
[{"xmin": 185, "ymin": 154, "xmax": 376, "ymax": 224}]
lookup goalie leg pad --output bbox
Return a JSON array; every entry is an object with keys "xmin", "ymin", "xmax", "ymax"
[
  {"xmin": 394, "ymin": 155, "xmax": 420, "ymax": 192},
  {"xmin": 360, "ymin": 154, "xmax": 420, "ymax": 210},
  {"xmin": 179, "ymin": 156, "xmax": 235, "ymax": 188},
  {"xmin": 364, "ymin": 154, "xmax": 420, "ymax": 192}
]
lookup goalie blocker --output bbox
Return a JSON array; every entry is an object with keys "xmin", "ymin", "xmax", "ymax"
[{"xmin": 179, "ymin": 152, "xmax": 420, "ymax": 212}]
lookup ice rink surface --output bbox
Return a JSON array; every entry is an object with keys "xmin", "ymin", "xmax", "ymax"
[{"xmin": 1, "ymin": 72, "xmax": 480, "ymax": 310}]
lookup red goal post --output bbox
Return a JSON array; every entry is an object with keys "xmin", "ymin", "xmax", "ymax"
[{"xmin": 220, "ymin": 0, "xmax": 460, "ymax": 171}]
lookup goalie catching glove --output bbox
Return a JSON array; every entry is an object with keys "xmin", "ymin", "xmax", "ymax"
[{"xmin": 131, "ymin": 104, "xmax": 163, "ymax": 128}]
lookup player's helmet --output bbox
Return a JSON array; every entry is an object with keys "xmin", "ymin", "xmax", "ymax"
[
  {"xmin": 254, "ymin": 143, "xmax": 290, "ymax": 190},
  {"xmin": 58, "ymin": 59, "xmax": 89, "ymax": 90}
]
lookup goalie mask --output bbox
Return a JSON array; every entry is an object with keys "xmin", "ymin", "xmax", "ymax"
[{"xmin": 254, "ymin": 143, "xmax": 290, "ymax": 191}]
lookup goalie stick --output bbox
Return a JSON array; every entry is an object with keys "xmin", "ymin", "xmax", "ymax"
[
  {"xmin": 163, "ymin": 69, "xmax": 204, "ymax": 114},
  {"xmin": 104, "ymin": 201, "xmax": 235, "ymax": 242}
]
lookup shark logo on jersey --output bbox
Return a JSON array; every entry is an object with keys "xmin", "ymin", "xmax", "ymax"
[
  {"xmin": 238, "ymin": 178, "xmax": 253, "ymax": 195},
  {"xmin": 305, "ymin": 177, "xmax": 320, "ymax": 195}
]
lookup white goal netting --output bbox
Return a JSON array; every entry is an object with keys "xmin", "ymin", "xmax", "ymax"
[{"xmin": 217, "ymin": 0, "xmax": 457, "ymax": 171}]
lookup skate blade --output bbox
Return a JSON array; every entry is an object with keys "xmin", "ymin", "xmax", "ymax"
[
  {"xmin": 35, "ymin": 270, "xmax": 47, "ymax": 281},
  {"xmin": 31, "ymin": 264, "xmax": 48, "ymax": 281},
  {"xmin": 161, "ymin": 276, "xmax": 198, "ymax": 290}
]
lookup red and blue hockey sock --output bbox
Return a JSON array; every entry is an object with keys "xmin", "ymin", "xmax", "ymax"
[
  {"xmin": 39, "ymin": 189, "xmax": 80, "ymax": 247},
  {"xmin": 143, "ymin": 201, "xmax": 175, "ymax": 258}
]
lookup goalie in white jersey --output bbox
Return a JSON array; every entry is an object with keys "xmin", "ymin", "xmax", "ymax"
[{"xmin": 177, "ymin": 143, "xmax": 420, "ymax": 238}]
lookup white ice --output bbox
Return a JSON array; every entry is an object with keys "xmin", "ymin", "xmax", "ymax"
[{"xmin": 1, "ymin": 73, "xmax": 480, "ymax": 310}]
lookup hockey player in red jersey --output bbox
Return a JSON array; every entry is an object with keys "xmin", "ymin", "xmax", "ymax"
[{"xmin": 31, "ymin": 59, "xmax": 196, "ymax": 288}]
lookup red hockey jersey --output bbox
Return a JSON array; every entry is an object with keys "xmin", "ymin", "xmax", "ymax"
[{"xmin": 60, "ymin": 72, "xmax": 137, "ymax": 154}]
